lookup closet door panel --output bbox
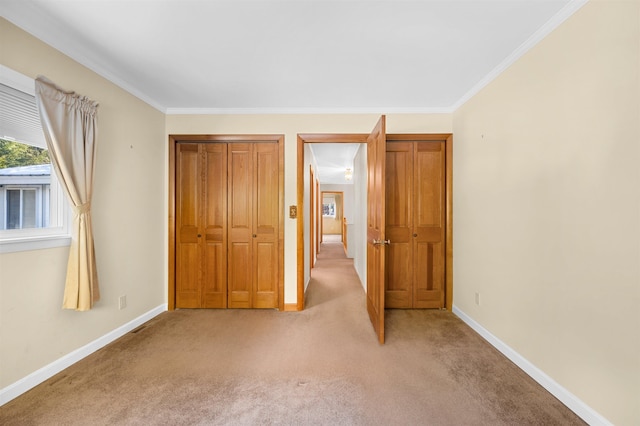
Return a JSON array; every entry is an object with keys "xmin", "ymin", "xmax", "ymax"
[
  {"xmin": 228, "ymin": 242, "xmax": 251, "ymax": 308},
  {"xmin": 228, "ymin": 143, "xmax": 253, "ymax": 308},
  {"xmin": 253, "ymin": 143, "xmax": 279, "ymax": 308},
  {"xmin": 176, "ymin": 144, "xmax": 202, "ymax": 308},
  {"xmin": 254, "ymin": 241, "xmax": 278, "ymax": 308},
  {"xmin": 413, "ymin": 142, "xmax": 445, "ymax": 308},
  {"xmin": 203, "ymin": 144, "xmax": 227, "ymax": 308},
  {"xmin": 385, "ymin": 143, "xmax": 413, "ymax": 308}
]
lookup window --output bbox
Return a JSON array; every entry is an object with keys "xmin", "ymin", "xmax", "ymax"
[
  {"xmin": 0, "ymin": 65, "xmax": 70, "ymax": 253},
  {"xmin": 323, "ymin": 200, "xmax": 336, "ymax": 218},
  {"xmin": 7, "ymin": 188, "xmax": 38, "ymax": 229}
]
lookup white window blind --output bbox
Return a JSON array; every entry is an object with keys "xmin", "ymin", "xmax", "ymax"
[{"xmin": 0, "ymin": 79, "xmax": 47, "ymax": 148}]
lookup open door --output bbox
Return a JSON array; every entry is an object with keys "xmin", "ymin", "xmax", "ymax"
[{"xmin": 366, "ymin": 116, "xmax": 387, "ymax": 344}]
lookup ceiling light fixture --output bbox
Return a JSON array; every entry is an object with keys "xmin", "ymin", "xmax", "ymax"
[{"xmin": 345, "ymin": 168, "xmax": 353, "ymax": 181}]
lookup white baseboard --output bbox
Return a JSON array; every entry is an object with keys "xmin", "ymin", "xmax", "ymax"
[
  {"xmin": 452, "ymin": 305, "xmax": 612, "ymax": 426},
  {"xmin": 0, "ymin": 304, "xmax": 167, "ymax": 406}
]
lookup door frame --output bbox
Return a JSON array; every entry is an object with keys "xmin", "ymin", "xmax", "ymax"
[
  {"xmin": 168, "ymin": 134, "xmax": 285, "ymax": 311},
  {"xmin": 296, "ymin": 132, "xmax": 453, "ymax": 312}
]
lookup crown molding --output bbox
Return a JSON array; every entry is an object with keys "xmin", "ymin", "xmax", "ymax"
[{"xmin": 165, "ymin": 106, "xmax": 455, "ymax": 115}]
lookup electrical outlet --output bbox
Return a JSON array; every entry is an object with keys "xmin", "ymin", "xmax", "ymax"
[
  {"xmin": 475, "ymin": 292, "xmax": 480, "ymax": 306},
  {"xmin": 119, "ymin": 295, "xmax": 127, "ymax": 310}
]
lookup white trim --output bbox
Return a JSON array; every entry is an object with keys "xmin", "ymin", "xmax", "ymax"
[
  {"xmin": 0, "ymin": 234, "xmax": 71, "ymax": 253},
  {"xmin": 452, "ymin": 305, "xmax": 612, "ymax": 426},
  {"xmin": 0, "ymin": 304, "xmax": 167, "ymax": 406},
  {"xmin": 450, "ymin": 0, "xmax": 589, "ymax": 111},
  {"xmin": 166, "ymin": 106, "xmax": 455, "ymax": 115}
]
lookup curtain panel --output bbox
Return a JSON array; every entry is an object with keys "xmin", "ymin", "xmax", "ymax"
[{"xmin": 35, "ymin": 76, "xmax": 100, "ymax": 311}]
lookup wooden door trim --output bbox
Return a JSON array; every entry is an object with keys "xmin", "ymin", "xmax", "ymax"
[
  {"xmin": 297, "ymin": 132, "xmax": 453, "ymax": 312},
  {"xmin": 169, "ymin": 134, "xmax": 285, "ymax": 311},
  {"xmin": 297, "ymin": 134, "xmax": 369, "ymax": 310}
]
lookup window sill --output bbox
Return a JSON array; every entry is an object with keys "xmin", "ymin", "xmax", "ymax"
[{"xmin": 0, "ymin": 234, "xmax": 71, "ymax": 254}]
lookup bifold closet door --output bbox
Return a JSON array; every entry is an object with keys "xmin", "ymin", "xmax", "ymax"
[
  {"xmin": 413, "ymin": 142, "xmax": 445, "ymax": 308},
  {"xmin": 228, "ymin": 142, "xmax": 279, "ymax": 309},
  {"xmin": 385, "ymin": 142, "xmax": 414, "ymax": 308},
  {"xmin": 385, "ymin": 141, "xmax": 445, "ymax": 309},
  {"xmin": 176, "ymin": 143, "xmax": 228, "ymax": 308}
]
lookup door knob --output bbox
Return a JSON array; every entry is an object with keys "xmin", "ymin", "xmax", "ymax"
[
  {"xmin": 413, "ymin": 233, "xmax": 418, "ymax": 237},
  {"xmin": 253, "ymin": 234, "xmax": 257, "ymax": 238},
  {"xmin": 197, "ymin": 234, "xmax": 202, "ymax": 238}
]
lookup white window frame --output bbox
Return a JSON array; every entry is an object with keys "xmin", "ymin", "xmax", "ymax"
[{"xmin": 0, "ymin": 65, "xmax": 71, "ymax": 253}]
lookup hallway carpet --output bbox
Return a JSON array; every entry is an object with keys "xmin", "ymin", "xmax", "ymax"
[{"xmin": 0, "ymin": 242, "xmax": 584, "ymax": 425}]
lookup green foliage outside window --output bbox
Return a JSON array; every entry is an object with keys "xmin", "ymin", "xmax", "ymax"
[{"xmin": 0, "ymin": 138, "xmax": 50, "ymax": 169}]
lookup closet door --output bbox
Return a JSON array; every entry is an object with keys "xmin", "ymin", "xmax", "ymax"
[
  {"xmin": 176, "ymin": 143, "xmax": 228, "ymax": 308},
  {"xmin": 228, "ymin": 142, "xmax": 279, "ymax": 309},
  {"xmin": 202, "ymin": 144, "xmax": 228, "ymax": 308},
  {"xmin": 384, "ymin": 140, "xmax": 446, "ymax": 309},
  {"xmin": 176, "ymin": 144, "xmax": 202, "ymax": 308},
  {"xmin": 253, "ymin": 143, "xmax": 279, "ymax": 308},
  {"xmin": 413, "ymin": 142, "xmax": 446, "ymax": 308},
  {"xmin": 228, "ymin": 143, "xmax": 253, "ymax": 308},
  {"xmin": 385, "ymin": 142, "xmax": 413, "ymax": 309}
]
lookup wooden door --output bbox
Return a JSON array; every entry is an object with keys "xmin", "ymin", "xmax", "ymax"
[
  {"xmin": 385, "ymin": 140, "xmax": 446, "ymax": 309},
  {"xmin": 228, "ymin": 143, "xmax": 253, "ymax": 308},
  {"xmin": 366, "ymin": 116, "xmax": 386, "ymax": 344},
  {"xmin": 252, "ymin": 143, "xmax": 279, "ymax": 308},
  {"xmin": 228, "ymin": 142, "xmax": 279, "ymax": 309},
  {"xmin": 385, "ymin": 142, "xmax": 413, "ymax": 308},
  {"xmin": 176, "ymin": 143, "xmax": 228, "ymax": 308},
  {"xmin": 413, "ymin": 142, "xmax": 445, "ymax": 308},
  {"xmin": 202, "ymin": 144, "xmax": 228, "ymax": 308},
  {"xmin": 176, "ymin": 143, "xmax": 202, "ymax": 308}
]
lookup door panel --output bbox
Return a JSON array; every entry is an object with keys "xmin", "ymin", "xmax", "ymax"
[
  {"xmin": 253, "ymin": 143, "xmax": 279, "ymax": 308},
  {"xmin": 366, "ymin": 116, "xmax": 386, "ymax": 344},
  {"xmin": 413, "ymin": 142, "xmax": 446, "ymax": 308},
  {"xmin": 177, "ymin": 245, "xmax": 201, "ymax": 308},
  {"xmin": 228, "ymin": 242, "xmax": 251, "ymax": 308},
  {"xmin": 254, "ymin": 241, "xmax": 278, "ymax": 308},
  {"xmin": 385, "ymin": 143, "xmax": 413, "ymax": 308},
  {"xmin": 176, "ymin": 144, "xmax": 201, "ymax": 308},
  {"xmin": 228, "ymin": 143, "xmax": 253, "ymax": 308},
  {"xmin": 203, "ymin": 144, "xmax": 227, "ymax": 308},
  {"xmin": 415, "ymin": 143, "xmax": 444, "ymax": 227}
]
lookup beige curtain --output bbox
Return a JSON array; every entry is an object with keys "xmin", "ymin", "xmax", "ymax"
[{"xmin": 35, "ymin": 76, "xmax": 100, "ymax": 311}]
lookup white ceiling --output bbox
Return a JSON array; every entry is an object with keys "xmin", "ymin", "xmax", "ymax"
[
  {"xmin": 1, "ymin": 0, "xmax": 581, "ymax": 114},
  {"xmin": 310, "ymin": 143, "xmax": 361, "ymax": 184},
  {"xmin": 1, "ymin": 0, "xmax": 584, "ymax": 183}
]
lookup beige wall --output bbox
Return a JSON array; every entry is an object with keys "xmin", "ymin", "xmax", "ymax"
[
  {"xmin": 3, "ymin": 1, "xmax": 637, "ymax": 424},
  {"xmin": 166, "ymin": 114, "xmax": 453, "ymax": 304},
  {"xmin": 0, "ymin": 19, "xmax": 166, "ymax": 388},
  {"xmin": 452, "ymin": 2, "xmax": 639, "ymax": 425}
]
